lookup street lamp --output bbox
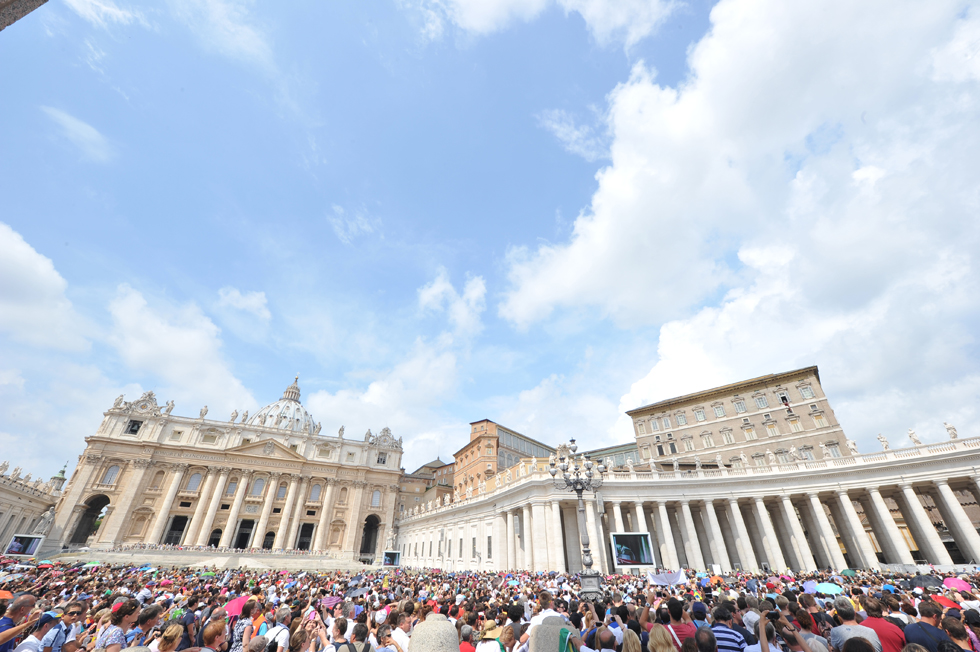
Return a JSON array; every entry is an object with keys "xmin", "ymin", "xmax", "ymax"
[{"xmin": 549, "ymin": 438, "xmax": 607, "ymax": 602}]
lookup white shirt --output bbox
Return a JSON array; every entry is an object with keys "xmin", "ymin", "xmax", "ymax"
[
  {"xmin": 391, "ymin": 627, "xmax": 411, "ymax": 651},
  {"xmin": 14, "ymin": 635, "xmax": 44, "ymax": 652}
]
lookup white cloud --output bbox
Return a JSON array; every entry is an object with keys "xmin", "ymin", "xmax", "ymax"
[
  {"xmin": 108, "ymin": 285, "xmax": 256, "ymax": 415},
  {"xmin": 64, "ymin": 0, "xmax": 147, "ymax": 29},
  {"xmin": 328, "ymin": 205, "xmax": 382, "ymax": 245},
  {"xmin": 0, "ymin": 223, "xmax": 89, "ymax": 351},
  {"xmin": 169, "ymin": 0, "xmax": 275, "ymax": 74},
  {"xmin": 40, "ymin": 107, "xmax": 114, "ymax": 163},
  {"xmin": 537, "ymin": 109, "xmax": 607, "ymax": 161},
  {"xmin": 407, "ymin": 0, "xmax": 671, "ymax": 48},
  {"xmin": 217, "ymin": 287, "xmax": 271, "ymax": 321},
  {"xmin": 418, "ymin": 268, "xmax": 487, "ymax": 337}
]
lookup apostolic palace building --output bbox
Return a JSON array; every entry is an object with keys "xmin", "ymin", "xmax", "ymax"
[{"xmin": 5, "ymin": 365, "xmax": 980, "ymax": 573}]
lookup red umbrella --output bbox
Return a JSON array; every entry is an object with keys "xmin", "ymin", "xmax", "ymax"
[
  {"xmin": 225, "ymin": 596, "xmax": 249, "ymax": 617},
  {"xmin": 933, "ymin": 596, "xmax": 960, "ymax": 610},
  {"xmin": 38, "ymin": 564, "xmax": 53, "ymax": 569}
]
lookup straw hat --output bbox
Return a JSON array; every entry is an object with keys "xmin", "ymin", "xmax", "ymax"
[{"xmin": 480, "ymin": 619, "xmax": 504, "ymax": 640}]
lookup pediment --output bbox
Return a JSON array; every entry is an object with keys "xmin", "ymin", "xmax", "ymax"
[{"xmin": 227, "ymin": 438, "xmax": 308, "ymax": 461}]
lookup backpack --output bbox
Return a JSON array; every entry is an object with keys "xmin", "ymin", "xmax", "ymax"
[{"xmin": 265, "ymin": 626, "xmax": 286, "ymax": 652}]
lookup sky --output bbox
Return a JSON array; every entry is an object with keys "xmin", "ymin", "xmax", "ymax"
[{"xmin": 1, "ymin": 0, "xmax": 979, "ymax": 478}]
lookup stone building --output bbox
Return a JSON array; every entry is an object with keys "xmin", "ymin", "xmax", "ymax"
[
  {"xmin": 453, "ymin": 420, "xmax": 554, "ymax": 499},
  {"xmin": 396, "ymin": 368, "xmax": 980, "ymax": 573},
  {"xmin": 0, "ymin": 463, "xmax": 64, "ymax": 547},
  {"xmin": 44, "ymin": 378, "xmax": 403, "ymax": 561}
]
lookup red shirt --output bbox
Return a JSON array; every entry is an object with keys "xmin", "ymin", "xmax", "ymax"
[
  {"xmin": 460, "ymin": 643, "xmax": 476, "ymax": 652},
  {"xmin": 665, "ymin": 623, "xmax": 698, "ymax": 651},
  {"xmin": 862, "ymin": 617, "xmax": 906, "ymax": 652}
]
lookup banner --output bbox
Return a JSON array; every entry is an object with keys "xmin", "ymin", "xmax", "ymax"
[{"xmin": 647, "ymin": 570, "xmax": 687, "ymax": 586}]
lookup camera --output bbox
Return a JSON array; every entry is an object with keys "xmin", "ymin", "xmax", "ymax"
[{"xmin": 766, "ymin": 612, "xmax": 781, "ymax": 622}]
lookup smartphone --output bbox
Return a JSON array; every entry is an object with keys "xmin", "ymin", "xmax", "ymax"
[
  {"xmin": 766, "ymin": 612, "xmax": 781, "ymax": 622},
  {"xmin": 308, "ymin": 611, "xmax": 316, "ymax": 621}
]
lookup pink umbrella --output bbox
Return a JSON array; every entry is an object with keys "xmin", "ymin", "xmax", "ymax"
[
  {"xmin": 945, "ymin": 577, "xmax": 971, "ymax": 592},
  {"xmin": 160, "ymin": 579, "xmax": 173, "ymax": 586},
  {"xmin": 225, "ymin": 596, "xmax": 249, "ymax": 617}
]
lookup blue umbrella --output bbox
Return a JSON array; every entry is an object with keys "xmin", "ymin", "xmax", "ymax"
[
  {"xmin": 803, "ymin": 581, "xmax": 817, "ymax": 594},
  {"xmin": 883, "ymin": 584, "xmax": 896, "ymax": 593},
  {"xmin": 816, "ymin": 583, "xmax": 843, "ymax": 595},
  {"xmin": 746, "ymin": 579, "xmax": 759, "ymax": 592}
]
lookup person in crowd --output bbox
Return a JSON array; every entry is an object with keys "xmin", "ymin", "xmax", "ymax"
[
  {"xmin": 905, "ymin": 602, "xmax": 952, "ymax": 652},
  {"xmin": 859, "ymin": 598, "xmax": 905, "ymax": 652},
  {"xmin": 13, "ymin": 613, "xmax": 60, "ymax": 652},
  {"xmin": 831, "ymin": 596, "xmax": 882, "ymax": 652}
]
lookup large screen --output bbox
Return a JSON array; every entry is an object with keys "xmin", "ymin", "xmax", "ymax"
[
  {"xmin": 382, "ymin": 550, "xmax": 401, "ymax": 566},
  {"xmin": 5, "ymin": 534, "xmax": 44, "ymax": 557},
  {"xmin": 609, "ymin": 532, "xmax": 655, "ymax": 567}
]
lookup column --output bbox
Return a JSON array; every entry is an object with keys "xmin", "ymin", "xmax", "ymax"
[
  {"xmin": 522, "ymin": 504, "xmax": 534, "ymax": 570},
  {"xmin": 184, "ymin": 471, "xmax": 217, "ymax": 545},
  {"xmin": 104, "ymin": 460, "xmax": 156, "ymax": 544},
  {"xmin": 342, "ymin": 483, "xmax": 366, "ymax": 556},
  {"xmin": 726, "ymin": 499, "xmax": 759, "ymax": 572},
  {"xmin": 612, "ymin": 502, "xmax": 626, "ymax": 532},
  {"xmin": 897, "ymin": 483, "xmax": 952, "ymax": 565},
  {"xmin": 752, "ymin": 497, "xmax": 786, "ymax": 571},
  {"xmin": 149, "ymin": 464, "xmax": 187, "ymax": 544},
  {"xmin": 313, "ymin": 480, "xmax": 336, "ymax": 551},
  {"xmin": 835, "ymin": 490, "xmax": 880, "ymax": 570},
  {"xmin": 542, "ymin": 502, "xmax": 557, "ymax": 571},
  {"xmin": 865, "ymin": 488, "xmax": 914, "ymax": 564},
  {"xmin": 551, "ymin": 501, "xmax": 566, "ymax": 572},
  {"xmin": 274, "ymin": 475, "xmax": 300, "ymax": 549},
  {"xmin": 219, "ymin": 470, "xmax": 252, "ymax": 548},
  {"xmin": 933, "ymin": 480, "xmax": 980, "ymax": 563},
  {"xmin": 584, "ymin": 500, "xmax": 602, "ymax": 573},
  {"xmin": 655, "ymin": 502, "xmax": 679, "ymax": 569},
  {"xmin": 254, "ymin": 473, "xmax": 280, "ymax": 549},
  {"xmin": 679, "ymin": 500, "xmax": 706, "ymax": 570},
  {"xmin": 285, "ymin": 476, "xmax": 311, "ymax": 549},
  {"xmin": 493, "ymin": 512, "xmax": 506, "ymax": 571},
  {"xmin": 808, "ymin": 494, "xmax": 848, "ymax": 570},
  {"xmin": 506, "ymin": 509, "xmax": 517, "ymax": 570},
  {"xmin": 195, "ymin": 467, "xmax": 230, "ymax": 546},
  {"xmin": 48, "ymin": 454, "xmax": 101, "ymax": 547},
  {"xmin": 703, "ymin": 501, "xmax": 732, "ymax": 572},
  {"xmin": 779, "ymin": 495, "xmax": 816, "ymax": 571}
]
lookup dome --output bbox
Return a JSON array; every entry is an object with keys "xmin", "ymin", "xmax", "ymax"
[{"xmin": 248, "ymin": 377, "xmax": 318, "ymax": 435}]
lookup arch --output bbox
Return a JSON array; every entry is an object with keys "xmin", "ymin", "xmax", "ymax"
[
  {"xmin": 339, "ymin": 487, "xmax": 349, "ymax": 504},
  {"xmin": 309, "ymin": 484, "xmax": 322, "ymax": 501},
  {"xmin": 276, "ymin": 483, "xmax": 287, "ymax": 499},
  {"xmin": 359, "ymin": 514, "xmax": 381, "ymax": 557},
  {"xmin": 149, "ymin": 470, "xmax": 166, "ymax": 490},
  {"xmin": 186, "ymin": 473, "xmax": 203, "ymax": 492},
  {"xmin": 329, "ymin": 522, "xmax": 346, "ymax": 546},
  {"xmin": 251, "ymin": 478, "xmax": 265, "ymax": 496},
  {"xmin": 101, "ymin": 465, "xmax": 120, "ymax": 485},
  {"xmin": 371, "ymin": 490, "xmax": 381, "ymax": 507},
  {"xmin": 262, "ymin": 531, "xmax": 275, "ymax": 549},
  {"xmin": 226, "ymin": 479, "xmax": 238, "ymax": 495},
  {"xmin": 207, "ymin": 528, "xmax": 222, "ymax": 547},
  {"xmin": 69, "ymin": 494, "xmax": 110, "ymax": 544}
]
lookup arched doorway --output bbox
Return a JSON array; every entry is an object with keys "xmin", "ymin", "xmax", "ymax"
[
  {"xmin": 359, "ymin": 515, "xmax": 380, "ymax": 562},
  {"xmin": 70, "ymin": 495, "xmax": 110, "ymax": 544},
  {"xmin": 207, "ymin": 529, "xmax": 222, "ymax": 547},
  {"xmin": 262, "ymin": 531, "xmax": 275, "ymax": 549}
]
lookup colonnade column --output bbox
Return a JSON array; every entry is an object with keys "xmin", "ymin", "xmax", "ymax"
[
  {"xmin": 493, "ymin": 512, "xmax": 506, "ymax": 571},
  {"xmin": 522, "ymin": 504, "xmax": 534, "ymax": 570},
  {"xmin": 254, "ymin": 473, "xmax": 280, "ymax": 550},
  {"xmin": 149, "ymin": 464, "xmax": 187, "ymax": 544},
  {"xmin": 195, "ymin": 467, "xmax": 230, "ymax": 546},
  {"xmin": 612, "ymin": 503, "xmax": 626, "ymax": 532},
  {"xmin": 703, "ymin": 500, "xmax": 732, "ymax": 572},
  {"xmin": 343, "ymin": 483, "xmax": 366, "ymax": 556},
  {"xmin": 726, "ymin": 499, "xmax": 758, "ymax": 572},
  {"xmin": 655, "ymin": 502, "xmax": 679, "ymax": 570},
  {"xmin": 933, "ymin": 480, "xmax": 980, "ymax": 563},
  {"xmin": 551, "ymin": 501, "xmax": 566, "ymax": 572},
  {"xmin": 835, "ymin": 490, "xmax": 880, "ymax": 570},
  {"xmin": 506, "ymin": 509, "xmax": 517, "ymax": 570},
  {"xmin": 752, "ymin": 497, "xmax": 786, "ymax": 571},
  {"xmin": 679, "ymin": 499, "xmax": 706, "ymax": 570},
  {"xmin": 184, "ymin": 471, "xmax": 217, "ymax": 545},
  {"xmin": 779, "ymin": 495, "xmax": 816, "ymax": 571},
  {"xmin": 896, "ymin": 483, "xmax": 951, "ymax": 564},
  {"xmin": 539, "ymin": 502, "xmax": 556, "ymax": 571},
  {"xmin": 585, "ymin": 500, "xmax": 604, "ymax": 573},
  {"xmin": 806, "ymin": 494, "xmax": 847, "ymax": 570},
  {"xmin": 219, "ymin": 470, "xmax": 253, "ymax": 548},
  {"xmin": 314, "ymin": 480, "xmax": 336, "ymax": 551},
  {"xmin": 866, "ymin": 488, "xmax": 914, "ymax": 565},
  {"xmin": 285, "ymin": 476, "xmax": 311, "ymax": 549},
  {"xmin": 274, "ymin": 475, "xmax": 299, "ymax": 549}
]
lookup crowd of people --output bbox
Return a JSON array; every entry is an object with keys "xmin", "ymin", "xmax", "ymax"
[{"xmin": 1, "ymin": 560, "xmax": 980, "ymax": 652}]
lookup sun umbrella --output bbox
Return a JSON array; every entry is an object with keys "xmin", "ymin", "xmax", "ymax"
[
  {"xmin": 803, "ymin": 581, "xmax": 818, "ymax": 594},
  {"xmin": 38, "ymin": 560, "xmax": 53, "ymax": 565},
  {"xmin": 346, "ymin": 587, "xmax": 368, "ymax": 598},
  {"xmin": 83, "ymin": 562, "xmax": 100, "ymax": 567},
  {"xmin": 746, "ymin": 579, "xmax": 759, "ymax": 592},
  {"xmin": 816, "ymin": 583, "xmax": 843, "ymax": 595},
  {"xmin": 934, "ymin": 596, "xmax": 960, "ymax": 609},
  {"xmin": 508, "ymin": 580, "xmax": 519, "ymax": 586},
  {"xmin": 842, "ymin": 569, "xmax": 858, "ymax": 577},
  {"xmin": 781, "ymin": 575, "xmax": 794, "ymax": 581},
  {"xmin": 882, "ymin": 584, "xmax": 896, "ymax": 593},
  {"xmin": 0, "ymin": 591, "xmax": 12, "ymax": 599},
  {"xmin": 160, "ymin": 579, "xmax": 173, "ymax": 586},
  {"xmin": 321, "ymin": 596, "xmax": 342, "ymax": 609},
  {"xmin": 38, "ymin": 564, "xmax": 53, "ymax": 569},
  {"xmin": 225, "ymin": 596, "xmax": 249, "ymax": 617},
  {"xmin": 710, "ymin": 576, "xmax": 724, "ymax": 585},
  {"xmin": 945, "ymin": 577, "xmax": 972, "ymax": 592},
  {"xmin": 911, "ymin": 575, "xmax": 944, "ymax": 589},
  {"xmin": 0, "ymin": 574, "xmax": 24, "ymax": 583},
  {"xmin": 200, "ymin": 572, "xmax": 215, "ymax": 577}
]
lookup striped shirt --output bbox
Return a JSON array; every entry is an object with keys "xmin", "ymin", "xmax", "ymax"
[{"xmin": 713, "ymin": 623, "xmax": 748, "ymax": 652}]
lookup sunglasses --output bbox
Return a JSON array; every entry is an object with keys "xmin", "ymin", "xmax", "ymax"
[{"xmin": 67, "ymin": 612, "xmax": 83, "ymax": 617}]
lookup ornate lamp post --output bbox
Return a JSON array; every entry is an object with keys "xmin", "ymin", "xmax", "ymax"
[{"xmin": 549, "ymin": 439, "xmax": 607, "ymax": 602}]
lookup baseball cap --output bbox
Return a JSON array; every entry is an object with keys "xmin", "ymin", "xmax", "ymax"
[{"xmin": 38, "ymin": 612, "xmax": 62, "ymax": 627}]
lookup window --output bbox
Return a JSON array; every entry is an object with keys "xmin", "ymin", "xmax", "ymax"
[
  {"xmin": 201, "ymin": 434, "xmax": 217, "ymax": 444},
  {"xmin": 657, "ymin": 445, "xmax": 664, "ymax": 456},
  {"xmin": 722, "ymin": 430, "xmax": 735, "ymax": 445},
  {"xmin": 755, "ymin": 396, "xmax": 769, "ymax": 408},
  {"xmin": 289, "ymin": 444, "xmax": 298, "ymax": 451},
  {"xmin": 777, "ymin": 451, "xmax": 789, "ymax": 464},
  {"xmin": 800, "ymin": 448, "xmax": 815, "ymax": 461},
  {"xmin": 149, "ymin": 470, "xmax": 165, "ymax": 489},
  {"xmin": 712, "ymin": 406, "xmax": 725, "ymax": 418},
  {"xmin": 813, "ymin": 414, "xmax": 828, "ymax": 428},
  {"xmin": 640, "ymin": 447, "xmax": 650, "ymax": 459},
  {"xmin": 372, "ymin": 490, "xmax": 382, "ymax": 507},
  {"xmin": 826, "ymin": 443, "xmax": 842, "ymax": 458},
  {"xmin": 754, "ymin": 456, "xmax": 766, "ymax": 467},
  {"xmin": 347, "ymin": 452, "xmax": 356, "ymax": 461},
  {"xmin": 649, "ymin": 420, "xmax": 659, "ymax": 432},
  {"xmin": 789, "ymin": 419, "xmax": 804, "ymax": 433},
  {"xmin": 763, "ymin": 413, "xmax": 771, "ymax": 420},
  {"xmin": 186, "ymin": 473, "xmax": 203, "ymax": 491},
  {"xmin": 447, "ymin": 539, "xmax": 452, "ymax": 558},
  {"xmin": 472, "ymin": 537, "xmax": 477, "ymax": 558},
  {"xmin": 676, "ymin": 413, "xmax": 687, "ymax": 425},
  {"xmin": 306, "ymin": 510, "xmax": 316, "ymax": 516},
  {"xmin": 744, "ymin": 427, "xmax": 757, "ymax": 440},
  {"xmin": 221, "ymin": 503, "xmax": 230, "ymax": 510},
  {"xmin": 694, "ymin": 409, "xmax": 706, "ymax": 422},
  {"xmin": 637, "ymin": 422, "xmax": 646, "ymax": 434},
  {"xmin": 800, "ymin": 386, "xmax": 815, "ymax": 399},
  {"xmin": 742, "ymin": 417, "xmax": 750, "ymax": 424},
  {"xmin": 241, "ymin": 438, "xmax": 251, "ymax": 444},
  {"xmin": 662, "ymin": 417, "xmax": 671, "ymax": 429},
  {"xmin": 377, "ymin": 452, "xmax": 388, "ymax": 465},
  {"xmin": 125, "ymin": 420, "xmax": 142, "ymax": 434},
  {"xmin": 459, "ymin": 538, "xmax": 463, "ymax": 559},
  {"xmin": 669, "ymin": 443, "xmax": 677, "ymax": 454},
  {"xmin": 226, "ymin": 481, "xmax": 237, "ymax": 495},
  {"xmin": 170, "ymin": 430, "xmax": 182, "ymax": 441},
  {"xmin": 701, "ymin": 434, "xmax": 715, "ymax": 448},
  {"xmin": 683, "ymin": 439, "xmax": 695, "ymax": 452},
  {"xmin": 277, "ymin": 484, "xmax": 288, "ymax": 499},
  {"xmin": 309, "ymin": 484, "xmax": 322, "ymax": 501},
  {"xmin": 731, "ymin": 457, "xmax": 743, "ymax": 468},
  {"xmin": 809, "ymin": 404, "xmax": 818, "ymax": 411},
  {"xmin": 777, "ymin": 391, "xmax": 790, "ymax": 405},
  {"xmin": 486, "ymin": 446, "xmax": 493, "ymax": 455},
  {"xmin": 251, "ymin": 478, "xmax": 265, "ymax": 495},
  {"xmin": 734, "ymin": 401, "xmax": 746, "ymax": 413},
  {"xmin": 487, "ymin": 535, "xmax": 492, "ymax": 559},
  {"xmin": 766, "ymin": 424, "xmax": 780, "ymax": 438},
  {"xmin": 101, "ymin": 465, "xmax": 120, "ymax": 485},
  {"xmin": 429, "ymin": 541, "xmax": 432, "ymax": 556}
]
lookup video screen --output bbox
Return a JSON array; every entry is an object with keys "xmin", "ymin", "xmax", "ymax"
[
  {"xmin": 382, "ymin": 550, "xmax": 401, "ymax": 566},
  {"xmin": 610, "ymin": 532, "xmax": 654, "ymax": 567},
  {"xmin": 5, "ymin": 534, "xmax": 43, "ymax": 557}
]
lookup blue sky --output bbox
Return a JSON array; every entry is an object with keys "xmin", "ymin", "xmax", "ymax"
[{"xmin": 2, "ymin": 0, "xmax": 979, "ymax": 477}]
